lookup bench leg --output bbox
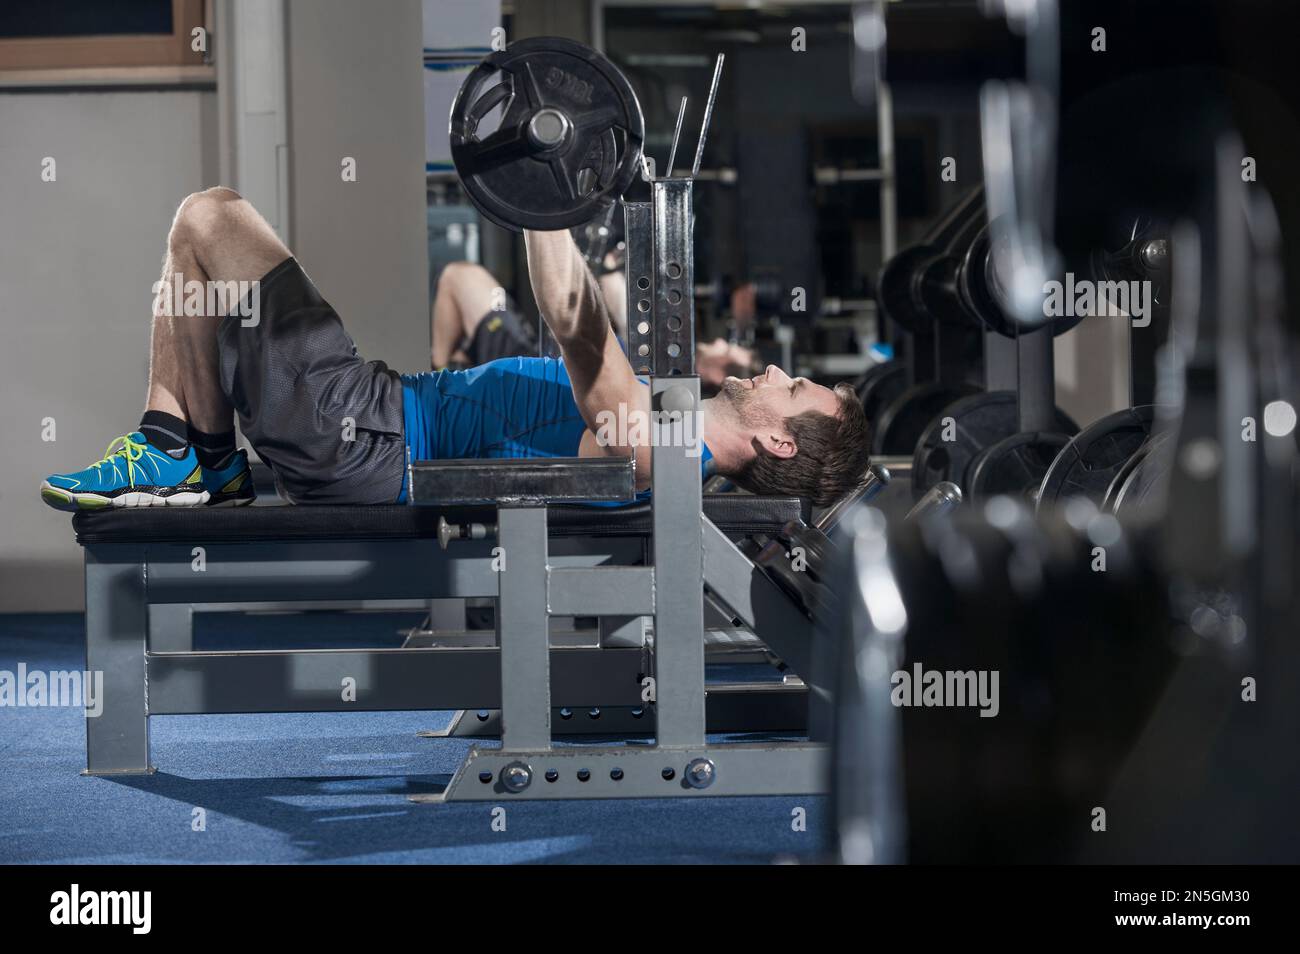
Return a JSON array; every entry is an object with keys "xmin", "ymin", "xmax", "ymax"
[
  {"xmin": 84, "ymin": 550, "xmax": 152, "ymax": 775},
  {"xmin": 497, "ymin": 506, "xmax": 551, "ymax": 751}
]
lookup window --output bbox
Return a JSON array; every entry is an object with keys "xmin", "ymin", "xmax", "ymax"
[{"xmin": 0, "ymin": 0, "xmax": 206, "ymax": 74}]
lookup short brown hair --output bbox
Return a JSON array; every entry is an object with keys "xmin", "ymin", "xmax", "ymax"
[{"xmin": 732, "ymin": 383, "xmax": 872, "ymax": 506}]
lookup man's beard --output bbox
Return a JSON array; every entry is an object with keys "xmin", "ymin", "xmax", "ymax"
[{"xmin": 717, "ymin": 378, "xmax": 778, "ymax": 429}]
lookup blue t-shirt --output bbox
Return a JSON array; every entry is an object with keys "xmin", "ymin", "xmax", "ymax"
[{"xmin": 398, "ymin": 355, "xmax": 712, "ymax": 502}]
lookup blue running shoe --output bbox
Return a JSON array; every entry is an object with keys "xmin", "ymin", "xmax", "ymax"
[
  {"xmin": 40, "ymin": 432, "xmax": 208, "ymax": 511},
  {"xmin": 202, "ymin": 448, "xmax": 257, "ymax": 507}
]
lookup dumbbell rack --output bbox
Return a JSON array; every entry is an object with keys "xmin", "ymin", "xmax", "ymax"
[{"xmin": 411, "ymin": 57, "xmax": 828, "ymax": 801}]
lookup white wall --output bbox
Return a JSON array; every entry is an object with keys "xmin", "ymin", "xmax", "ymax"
[
  {"xmin": 284, "ymin": 0, "xmax": 429, "ymax": 370},
  {"xmin": 0, "ymin": 90, "xmax": 218, "ymax": 611},
  {"xmin": 1054, "ymin": 314, "xmax": 1132, "ymax": 430}
]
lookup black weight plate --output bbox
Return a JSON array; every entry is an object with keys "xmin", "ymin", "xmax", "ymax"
[
  {"xmin": 870, "ymin": 382, "xmax": 980, "ymax": 456},
  {"xmin": 755, "ymin": 538, "xmax": 818, "ymax": 617},
  {"xmin": 918, "ymin": 252, "xmax": 971, "ymax": 326},
  {"xmin": 1035, "ymin": 405, "xmax": 1157, "ymax": 511},
  {"xmin": 967, "ymin": 431, "xmax": 1074, "ymax": 505},
  {"xmin": 776, "ymin": 522, "xmax": 832, "ymax": 581},
  {"xmin": 960, "ymin": 222, "xmax": 1085, "ymax": 338},
  {"xmin": 1102, "ymin": 440, "xmax": 1151, "ymax": 513},
  {"xmin": 912, "ymin": 391, "xmax": 1079, "ymax": 498},
  {"xmin": 449, "ymin": 37, "xmax": 645, "ymax": 232},
  {"xmin": 1089, "ymin": 217, "xmax": 1169, "ymax": 314},
  {"xmin": 1101, "ymin": 430, "xmax": 1170, "ymax": 514},
  {"xmin": 877, "ymin": 245, "xmax": 941, "ymax": 332},
  {"xmin": 1107, "ymin": 432, "xmax": 1172, "ymax": 517},
  {"xmin": 855, "ymin": 361, "xmax": 909, "ymax": 423},
  {"xmin": 957, "ymin": 225, "xmax": 1010, "ymax": 335}
]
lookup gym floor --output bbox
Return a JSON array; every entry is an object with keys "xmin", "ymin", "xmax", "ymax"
[{"xmin": 0, "ymin": 613, "xmax": 822, "ymax": 865}]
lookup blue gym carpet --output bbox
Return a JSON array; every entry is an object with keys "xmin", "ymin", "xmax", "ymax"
[{"xmin": 0, "ymin": 613, "xmax": 823, "ymax": 864}]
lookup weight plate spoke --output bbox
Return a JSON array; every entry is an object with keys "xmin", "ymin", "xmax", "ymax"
[
  {"xmin": 519, "ymin": 61, "xmax": 546, "ymax": 110},
  {"xmin": 461, "ymin": 125, "xmax": 530, "ymax": 170},
  {"xmin": 546, "ymin": 152, "xmax": 578, "ymax": 200},
  {"xmin": 575, "ymin": 107, "xmax": 623, "ymax": 133},
  {"xmin": 463, "ymin": 81, "xmax": 512, "ymax": 127}
]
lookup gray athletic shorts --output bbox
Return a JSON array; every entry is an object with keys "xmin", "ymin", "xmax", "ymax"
[{"xmin": 217, "ymin": 257, "xmax": 407, "ymax": 504}]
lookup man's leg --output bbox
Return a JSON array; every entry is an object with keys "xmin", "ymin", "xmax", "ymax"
[
  {"xmin": 204, "ymin": 193, "xmax": 406, "ymax": 505},
  {"xmin": 41, "ymin": 188, "xmax": 291, "ymax": 511},
  {"xmin": 431, "ymin": 261, "xmax": 504, "ymax": 368},
  {"xmin": 146, "ymin": 187, "xmax": 291, "ymax": 436}
]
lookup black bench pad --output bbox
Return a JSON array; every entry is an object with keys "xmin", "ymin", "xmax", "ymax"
[{"xmin": 71, "ymin": 496, "xmax": 808, "ymax": 546}]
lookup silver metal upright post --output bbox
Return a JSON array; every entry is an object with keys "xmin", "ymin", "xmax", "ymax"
[{"xmin": 648, "ymin": 176, "xmax": 706, "ymax": 747}]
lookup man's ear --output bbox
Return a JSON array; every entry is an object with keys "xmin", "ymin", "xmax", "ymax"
[{"xmin": 752, "ymin": 430, "xmax": 797, "ymax": 461}]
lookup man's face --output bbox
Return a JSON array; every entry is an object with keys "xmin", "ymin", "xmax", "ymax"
[{"xmin": 717, "ymin": 363, "xmax": 837, "ymax": 428}]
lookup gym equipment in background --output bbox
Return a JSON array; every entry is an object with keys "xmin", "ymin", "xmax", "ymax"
[{"xmin": 828, "ymin": 5, "xmax": 1300, "ymax": 854}]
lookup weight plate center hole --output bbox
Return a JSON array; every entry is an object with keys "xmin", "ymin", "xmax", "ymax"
[{"xmin": 528, "ymin": 108, "xmax": 570, "ymax": 149}]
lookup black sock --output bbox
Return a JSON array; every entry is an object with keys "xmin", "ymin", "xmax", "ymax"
[
  {"xmin": 189, "ymin": 427, "xmax": 237, "ymax": 469},
  {"xmin": 139, "ymin": 411, "xmax": 189, "ymax": 455}
]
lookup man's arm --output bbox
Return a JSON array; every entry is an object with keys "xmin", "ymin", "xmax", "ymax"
[
  {"xmin": 523, "ymin": 229, "xmax": 651, "ymax": 483},
  {"xmin": 598, "ymin": 269, "xmax": 628, "ymax": 340}
]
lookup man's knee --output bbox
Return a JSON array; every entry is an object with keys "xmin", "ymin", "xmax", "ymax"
[
  {"xmin": 439, "ymin": 261, "xmax": 491, "ymax": 291},
  {"xmin": 170, "ymin": 187, "xmax": 244, "ymax": 249}
]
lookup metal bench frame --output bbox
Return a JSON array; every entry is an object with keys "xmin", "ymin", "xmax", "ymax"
[{"xmin": 81, "ymin": 514, "xmax": 820, "ymax": 791}]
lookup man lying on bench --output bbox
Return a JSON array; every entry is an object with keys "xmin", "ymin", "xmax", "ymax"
[{"xmin": 40, "ymin": 187, "xmax": 869, "ymax": 510}]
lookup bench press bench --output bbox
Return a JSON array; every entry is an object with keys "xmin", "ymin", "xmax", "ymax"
[{"xmin": 71, "ymin": 473, "xmax": 811, "ymax": 780}]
